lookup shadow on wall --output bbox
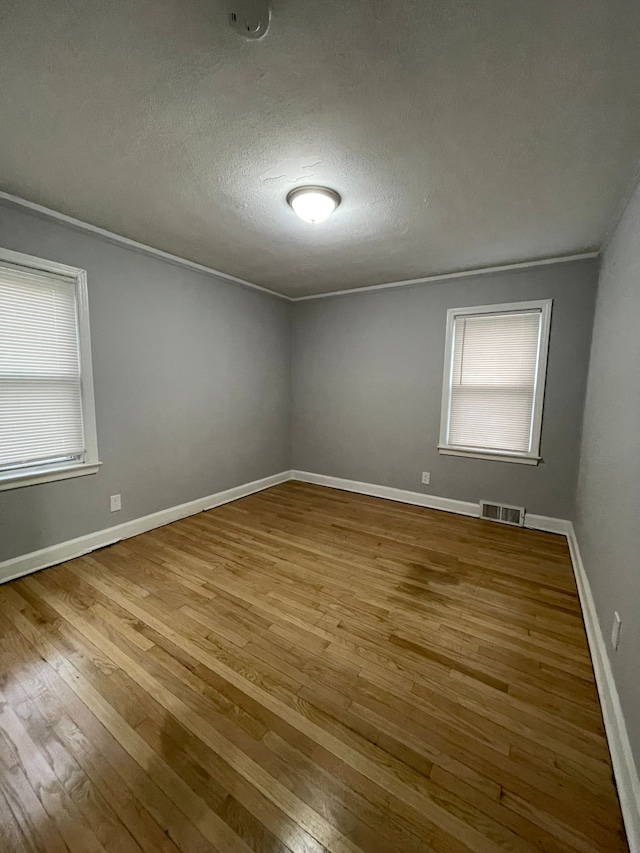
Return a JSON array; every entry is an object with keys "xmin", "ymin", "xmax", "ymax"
[{"xmin": 1, "ymin": 486, "xmax": 53, "ymax": 564}]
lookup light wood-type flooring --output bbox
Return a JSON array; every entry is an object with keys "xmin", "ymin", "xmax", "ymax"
[{"xmin": 0, "ymin": 481, "xmax": 628, "ymax": 852}]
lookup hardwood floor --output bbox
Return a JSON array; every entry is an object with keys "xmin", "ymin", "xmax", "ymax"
[{"xmin": 0, "ymin": 481, "xmax": 628, "ymax": 853}]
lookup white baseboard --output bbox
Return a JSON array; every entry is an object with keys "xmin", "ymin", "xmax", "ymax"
[
  {"xmin": 291, "ymin": 470, "xmax": 571, "ymax": 535},
  {"xmin": 2, "ymin": 469, "xmax": 571, "ymax": 586},
  {"xmin": 0, "ymin": 470, "xmax": 292, "ymax": 586},
  {"xmin": 291, "ymin": 470, "xmax": 480, "ymax": 517},
  {"xmin": 566, "ymin": 525, "xmax": 640, "ymax": 853},
  {"xmin": 523, "ymin": 513, "xmax": 572, "ymax": 535}
]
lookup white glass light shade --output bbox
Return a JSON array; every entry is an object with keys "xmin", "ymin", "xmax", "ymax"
[{"xmin": 287, "ymin": 187, "xmax": 340, "ymax": 223}]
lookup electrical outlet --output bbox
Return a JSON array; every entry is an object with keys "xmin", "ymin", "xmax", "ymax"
[
  {"xmin": 421, "ymin": 472, "xmax": 430, "ymax": 485},
  {"xmin": 110, "ymin": 494, "xmax": 122, "ymax": 512},
  {"xmin": 611, "ymin": 612, "xmax": 621, "ymax": 651}
]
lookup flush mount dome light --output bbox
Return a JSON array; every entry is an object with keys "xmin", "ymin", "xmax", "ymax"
[{"xmin": 287, "ymin": 186, "xmax": 341, "ymax": 223}]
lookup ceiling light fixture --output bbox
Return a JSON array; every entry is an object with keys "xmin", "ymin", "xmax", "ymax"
[{"xmin": 287, "ymin": 186, "xmax": 341, "ymax": 224}]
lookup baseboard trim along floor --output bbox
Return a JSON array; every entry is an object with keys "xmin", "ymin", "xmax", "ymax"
[
  {"xmin": 0, "ymin": 470, "xmax": 292, "ymax": 586},
  {"xmin": 290, "ymin": 470, "xmax": 571, "ymax": 534},
  {"xmin": 566, "ymin": 525, "xmax": 640, "ymax": 853},
  {"xmin": 2, "ymin": 467, "xmax": 637, "ymax": 850}
]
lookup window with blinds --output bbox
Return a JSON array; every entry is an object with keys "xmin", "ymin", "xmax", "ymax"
[
  {"xmin": 0, "ymin": 249, "xmax": 99, "ymax": 490},
  {"xmin": 438, "ymin": 300, "xmax": 552, "ymax": 464}
]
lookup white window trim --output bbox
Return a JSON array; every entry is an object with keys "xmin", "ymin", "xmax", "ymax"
[
  {"xmin": 437, "ymin": 299, "xmax": 552, "ymax": 465},
  {"xmin": 0, "ymin": 247, "xmax": 101, "ymax": 491}
]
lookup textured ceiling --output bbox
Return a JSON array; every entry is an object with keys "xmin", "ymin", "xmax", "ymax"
[{"xmin": 1, "ymin": 1, "xmax": 640, "ymax": 297}]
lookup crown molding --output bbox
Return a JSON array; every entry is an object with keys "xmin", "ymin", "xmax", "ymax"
[
  {"xmin": 290, "ymin": 252, "xmax": 600, "ymax": 301},
  {"xmin": 0, "ymin": 190, "xmax": 600, "ymax": 302},
  {"xmin": 0, "ymin": 190, "xmax": 288, "ymax": 300}
]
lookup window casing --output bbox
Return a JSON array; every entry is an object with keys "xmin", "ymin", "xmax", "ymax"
[
  {"xmin": 438, "ymin": 300, "xmax": 552, "ymax": 465},
  {"xmin": 0, "ymin": 248, "xmax": 100, "ymax": 490}
]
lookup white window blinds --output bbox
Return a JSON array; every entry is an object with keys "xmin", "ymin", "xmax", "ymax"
[
  {"xmin": 0, "ymin": 262, "xmax": 85, "ymax": 473},
  {"xmin": 447, "ymin": 309, "xmax": 543, "ymax": 454}
]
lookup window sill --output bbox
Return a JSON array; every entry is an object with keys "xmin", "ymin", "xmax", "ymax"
[
  {"xmin": 437, "ymin": 446, "xmax": 541, "ymax": 466},
  {"xmin": 0, "ymin": 461, "xmax": 102, "ymax": 491}
]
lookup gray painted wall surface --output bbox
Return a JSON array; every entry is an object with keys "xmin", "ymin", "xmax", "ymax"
[
  {"xmin": 292, "ymin": 261, "xmax": 598, "ymax": 518},
  {"xmin": 575, "ymin": 181, "xmax": 640, "ymax": 769},
  {"xmin": 0, "ymin": 202, "xmax": 291, "ymax": 562}
]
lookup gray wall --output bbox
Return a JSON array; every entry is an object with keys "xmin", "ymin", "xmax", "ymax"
[
  {"xmin": 0, "ymin": 202, "xmax": 600, "ymax": 565},
  {"xmin": 575, "ymin": 181, "xmax": 640, "ymax": 769},
  {"xmin": 0, "ymin": 202, "xmax": 291, "ymax": 562},
  {"xmin": 292, "ymin": 260, "xmax": 598, "ymax": 518}
]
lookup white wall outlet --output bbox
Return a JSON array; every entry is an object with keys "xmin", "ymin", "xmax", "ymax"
[
  {"xmin": 110, "ymin": 494, "xmax": 122, "ymax": 512},
  {"xmin": 611, "ymin": 612, "xmax": 622, "ymax": 651},
  {"xmin": 421, "ymin": 472, "xmax": 430, "ymax": 485}
]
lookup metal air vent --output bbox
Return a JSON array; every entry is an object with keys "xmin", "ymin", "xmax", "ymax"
[{"xmin": 480, "ymin": 501, "xmax": 525, "ymax": 527}]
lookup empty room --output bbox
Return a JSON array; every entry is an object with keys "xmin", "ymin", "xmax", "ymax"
[{"xmin": 1, "ymin": 1, "xmax": 639, "ymax": 851}]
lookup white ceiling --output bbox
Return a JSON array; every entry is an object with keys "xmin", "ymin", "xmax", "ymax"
[{"xmin": 1, "ymin": 0, "xmax": 639, "ymax": 298}]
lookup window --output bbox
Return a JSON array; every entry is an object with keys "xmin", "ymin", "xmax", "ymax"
[
  {"xmin": 438, "ymin": 299, "xmax": 552, "ymax": 465},
  {"xmin": 0, "ymin": 248, "xmax": 100, "ymax": 490}
]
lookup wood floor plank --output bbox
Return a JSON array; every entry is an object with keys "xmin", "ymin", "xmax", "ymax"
[{"xmin": 0, "ymin": 482, "xmax": 629, "ymax": 852}]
